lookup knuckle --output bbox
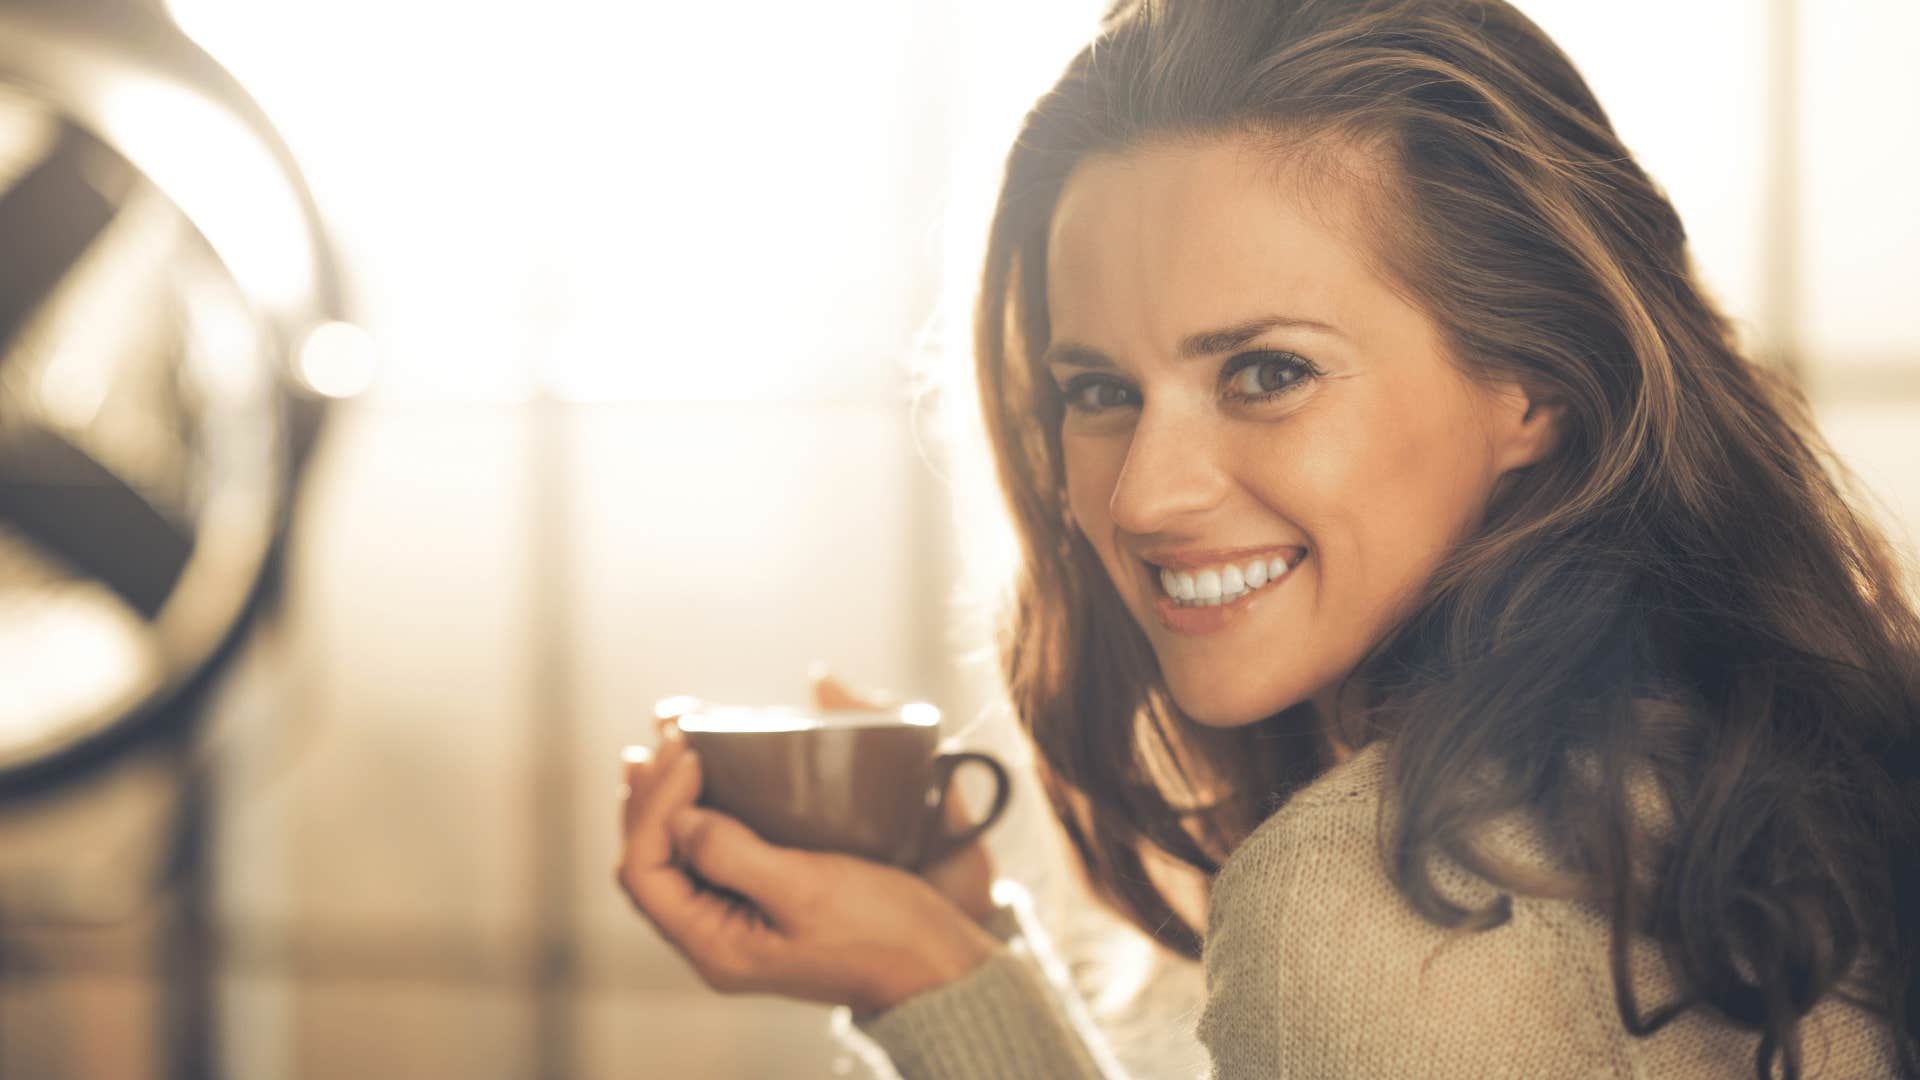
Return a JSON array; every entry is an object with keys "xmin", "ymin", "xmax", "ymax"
[
  {"xmin": 675, "ymin": 823, "xmax": 708, "ymax": 864},
  {"xmin": 680, "ymin": 823, "xmax": 724, "ymax": 871}
]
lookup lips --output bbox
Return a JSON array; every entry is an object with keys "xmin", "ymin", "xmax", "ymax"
[{"xmin": 1139, "ymin": 544, "xmax": 1306, "ymax": 571}]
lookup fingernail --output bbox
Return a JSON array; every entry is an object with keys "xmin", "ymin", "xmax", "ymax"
[{"xmin": 621, "ymin": 745, "xmax": 651, "ymax": 766}]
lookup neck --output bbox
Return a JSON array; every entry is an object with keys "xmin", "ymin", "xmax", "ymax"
[{"xmin": 1311, "ymin": 682, "xmax": 1357, "ymax": 765}]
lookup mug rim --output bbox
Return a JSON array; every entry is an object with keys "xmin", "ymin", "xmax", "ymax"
[{"xmin": 675, "ymin": 701, "xmax": 941, "ymax": 733}]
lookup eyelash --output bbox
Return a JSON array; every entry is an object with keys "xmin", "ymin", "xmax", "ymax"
[{"xmin": 1056, "ymin": 351, "xmax": 1323, "ymax": 416}]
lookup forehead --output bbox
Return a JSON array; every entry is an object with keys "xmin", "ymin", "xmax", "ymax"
[{"xmin": 1045, "ymin": 135, "xmax": 1397, "ymax": 342}]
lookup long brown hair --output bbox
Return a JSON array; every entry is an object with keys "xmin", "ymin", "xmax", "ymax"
[{"xmin": 974, "ymin": 2, "xmax": 1920, "ymax": 1076}]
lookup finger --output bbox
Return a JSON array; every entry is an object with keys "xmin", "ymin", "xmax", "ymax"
[
  {"xmin": 667, "ymin": 805, "xmax": 817, "ymax": 928},
  {"xmin": 655, "ymin": 714, "xmax": 683, "ymax": 743},
  {"xmin": 644, "ymin": 878, "xmax": 787, "ymax": 996},
  {"xmin": 620, "ymin": 737, "xmax": 688, "ymax": 835},
  {"xmin": 619, "ymin": 741, "xmax": 686, "ymax": 832},
  {"xmin": 620, "ymin": 745, "xmax": 652, "ymax": 833},
  {"xmin": 810, "ymin": 669, "xmax": 894, "ymax": 712},
  {"xmin": 624, "ymin": 746, "xmax": 703, "ymax": 876},
  {"xmin": 618, "ymin": 749, "xmax": 721, "ymax": 937},
  {"xmin": 645, "ymin": 730, "xmax": 689, "ymax": 783},
  {"xmin": 654, "ymin": 694, "xmax": 700, "ymax": 741},
  {"xmin": 622, "ymin": 849, "xmax": 765, "ymax": 989},
  {"xmin": 618, "ymin": 752, "xmax": 786, "ymax": 988}
]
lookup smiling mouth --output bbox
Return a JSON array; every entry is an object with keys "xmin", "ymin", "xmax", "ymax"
[{"xmin": 1149, "ymin": 548, "xmax": 1308, "ymax": 607}]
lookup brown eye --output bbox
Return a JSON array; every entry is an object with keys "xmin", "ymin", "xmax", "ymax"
[
  {"xmin": 1223, "ymin": 351, "xmax": 1317, "ymax": 400},
  {"xmin": 1060, "ymin": 374, "xmax": 1140, "ymax": 414}
]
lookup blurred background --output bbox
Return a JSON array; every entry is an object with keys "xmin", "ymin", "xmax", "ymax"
[{"xmin": 0, "ymin": 0, "xmax": 1913, "ymax": 1077}]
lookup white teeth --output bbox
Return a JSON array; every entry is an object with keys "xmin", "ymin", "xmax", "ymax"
[{"xmin": 1155, "ymin": 549, "xmax": 1308, "ymax": 607}]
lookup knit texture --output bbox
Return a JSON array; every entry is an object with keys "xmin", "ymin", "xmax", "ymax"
[
  {"xmin": 857, "ymin": 901, "xmax": 1115, "ymax": 1078},
  {"xmin": 856, "ymin": 741, "xmax": 1900, "ymax": 1079}
]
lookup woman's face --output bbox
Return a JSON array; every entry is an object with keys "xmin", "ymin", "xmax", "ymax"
[{"xmin": 1045, "ymin": 136, "xmax": 1555, "ymax": 727}]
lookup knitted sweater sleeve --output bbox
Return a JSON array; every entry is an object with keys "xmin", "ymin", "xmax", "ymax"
[{"xmin": 850, "ymin": 883, "xmax": 1121, "ymax": 1079}]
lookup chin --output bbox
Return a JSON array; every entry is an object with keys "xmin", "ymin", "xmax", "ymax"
[{"xmin": 1162, "ymin": 670, "xmax": 1303, "ymax": 729}]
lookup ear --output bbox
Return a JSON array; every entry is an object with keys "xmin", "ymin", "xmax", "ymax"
[{"xmin": 1488, "ymin": 380, "xmax": 1564, "ymax": 474}]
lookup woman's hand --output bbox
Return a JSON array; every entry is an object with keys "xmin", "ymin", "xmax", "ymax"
[{"xmin": 615, "ymin": 699, "xmax": 1002, "ymax": 1017}]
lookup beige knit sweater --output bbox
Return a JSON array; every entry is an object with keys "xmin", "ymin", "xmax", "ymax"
[{"xmin": 855, "ymin": 741, "xmax": 1899, "ymax": 1078}]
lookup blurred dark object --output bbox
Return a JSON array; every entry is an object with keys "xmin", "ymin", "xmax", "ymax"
[
  {"xmin": 0, "ymin": 0, "xmax": 345, "ymax": 1076},
  {"xmin": 0, "ymin": 0, "xmax": 342, "ymax": 790}
]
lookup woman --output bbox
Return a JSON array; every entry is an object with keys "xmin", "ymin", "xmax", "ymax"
[{"xmin": 617, "ymin": 0, "xmax": 1920, "ymax": 1076}]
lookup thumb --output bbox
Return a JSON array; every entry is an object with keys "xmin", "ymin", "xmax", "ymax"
[{"xmin": 668, "ymin": 807, "xmax": 814, "ymax": 925}]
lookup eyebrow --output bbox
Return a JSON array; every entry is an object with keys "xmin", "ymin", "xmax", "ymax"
[{"xmin": 1041, "ymin": 314, "xmax": 1345, "ymax": 370}]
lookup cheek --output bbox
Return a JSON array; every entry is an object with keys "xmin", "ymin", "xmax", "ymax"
[
  {"xmin": 1279, "ymin": 384, "xmax": 1497, "ymax": 597},
  {"xmin": 1062, "ymin": 435, "xmax": 1122, "ymax": 532},
  {"xmin": 1382, "ymin": 395, "xmax": 1501, "ymax": 543},
  {"xmin": 1062, "ymin": 435, "xmax": 1139, "ymax": 593}
]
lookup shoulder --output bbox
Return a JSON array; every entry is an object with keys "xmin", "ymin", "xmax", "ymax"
[
  {"xmin": 1208, "ymin": 740, "xmax": 1405, "ymax": 914},
  {"xmin": 1197, "ymin": 741, "xmax": 1626, "ymax": 1078},
  {"xmin": 1204, "ymin": 741, "xmax": 1406, "ymax": 942},
  {"xmin": 1196, "ymin": 741, "xmax": 1905, "ymax": 1078},
  {"xmin": 1203, "ymin": 741, "xmax": 1504, "ymax": 965},
  {"xmin": 1275, "ymin": 739, "xmax": 1394, "ymax": 815}
]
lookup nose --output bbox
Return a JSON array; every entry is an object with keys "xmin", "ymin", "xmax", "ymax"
[{"xmin": 1106, "ymin": 402, "xmax": 1230, "ymax": 539}]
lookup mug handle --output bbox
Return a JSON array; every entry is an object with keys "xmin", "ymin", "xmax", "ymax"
[{"xmin": 912, "ymin": 751, "xmax": 1012, "ymax": 869}]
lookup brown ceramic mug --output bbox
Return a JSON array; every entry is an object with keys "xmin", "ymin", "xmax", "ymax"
[{"xmin": 675, "ymin": 702, "xmax": 1012, "ymax": 869}]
